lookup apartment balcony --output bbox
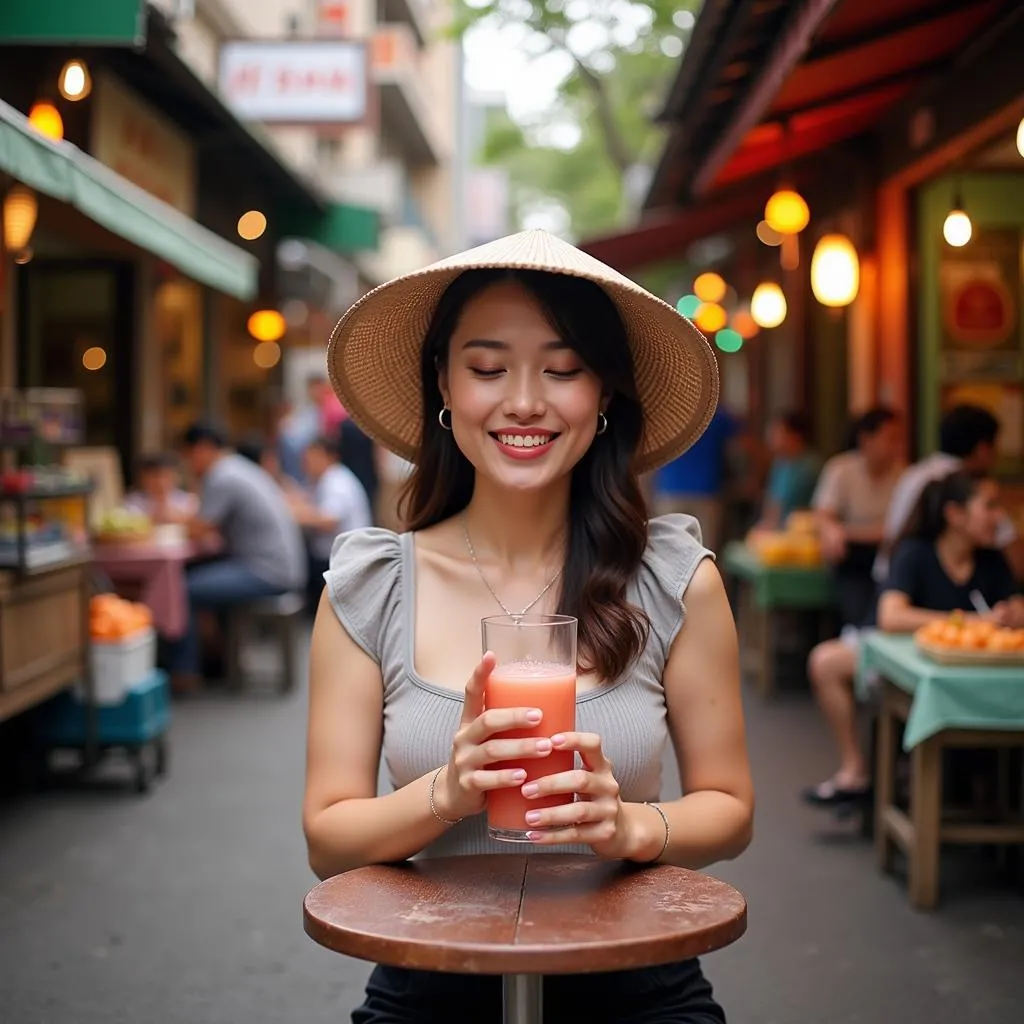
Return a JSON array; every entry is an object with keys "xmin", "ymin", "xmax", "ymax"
[{"xmin": 371, "ymin": 23, "xmax": 443, "ymax": 167}]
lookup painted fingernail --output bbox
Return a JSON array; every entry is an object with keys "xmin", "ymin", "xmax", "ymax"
[
  {"xmin": 526, "ymin": 709, "xmax": 542, "ymax": 724},
  {"xmin": 551, "ymin": 734, "xmax": 566, "ymax": 746},
  {"xmin": 512, "ymin": 770, "xmax": 527, "ymax": 781},
  {"xmin": 535, "ymin": 739, "xmax": 552, "ymax": 753},
  {"xmin": 526, "ymin": 831, "xmax": 545, "ymax": 842},
  {"xmin": 521, "ymin": 783, "xmax": 539, "ymax": 797},
  {"xmin": 525, "ymin": 811, "xmax": 542, "ymax": 825}
]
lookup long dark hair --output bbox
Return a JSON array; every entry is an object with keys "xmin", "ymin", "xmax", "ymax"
[
  {"xmin": 896, "ymin": 470, "xmax": 987, "ymax": 547},
  {"xmin": 402, "ymin": 268, "xmax": 650, "ymax": 682}
]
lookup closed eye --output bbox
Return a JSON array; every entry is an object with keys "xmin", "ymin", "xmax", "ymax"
[
  {"xmin": 469, "ymin": 367, "xmax": 504, "ymax": 378},
  {"xmin": 547, "ymin": 368, "xmax": 584, "ymax": 379}
]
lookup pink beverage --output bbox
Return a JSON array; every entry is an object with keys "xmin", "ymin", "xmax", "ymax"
[{"xmin": 481, "ymin": 615, "xmax": 578, "ymax": 843}]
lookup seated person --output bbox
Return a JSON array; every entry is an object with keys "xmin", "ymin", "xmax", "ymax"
[
  {"xmin": 812, "ymin": 407, "xmax": 903, "ymax": 629},
  {"xmin": 287, "ymin": 436, "xmax": 372, "ymax": 607},
  {"xmin": 803, "ymin": 469, "xmax": 1024, "ymax": 807},
  {"xmin": 756, "ymin": 411, "xmax": 820, "ymax": 530},
  {"xmin": 166, "ymin": 423, "xmax": 307, "ymax": 693},
  {"xmin": 123, "ymin": 453, "xmax": 197, "ymax": 524},
  {"xmin": 874, "ymin": 403, "xmax": 1023, "ymax": 582}
]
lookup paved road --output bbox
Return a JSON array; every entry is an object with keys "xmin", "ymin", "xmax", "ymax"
[{"xmin": 1, "ymin": 639, "xmax": 1022, "ymax": 1023}]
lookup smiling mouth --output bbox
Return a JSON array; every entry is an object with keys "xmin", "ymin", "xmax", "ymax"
[{"xmin": 490, "ymin": 431, "xmax": 559, "ymax": 450}]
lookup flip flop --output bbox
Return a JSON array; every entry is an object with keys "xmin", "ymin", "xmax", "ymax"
[{"xmin": 801, "ymin": 778, "xmax": 871, "ymax": 807}]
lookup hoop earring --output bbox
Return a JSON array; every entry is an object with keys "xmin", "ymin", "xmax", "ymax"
[
  {"xmin": 438, "ymin": 406, "xmax": 453, "ymax": 431},
  {"xmin": 596, "ymin": 412, "xmax": 608, "ymax": 435}
]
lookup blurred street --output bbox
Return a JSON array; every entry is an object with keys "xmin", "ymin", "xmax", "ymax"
[{"xmin": 1, "ymin": 633, "xmax": 1021, "ymax": 1024}]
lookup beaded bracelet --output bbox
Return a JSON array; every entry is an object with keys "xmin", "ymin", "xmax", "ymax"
[
  {"xmin": 643, "ymin": 801, "xmax": 671, "ymax": 862},
  {"xmin": 429, "ymin": 765, "xmax": 463, "ymax": 826}
]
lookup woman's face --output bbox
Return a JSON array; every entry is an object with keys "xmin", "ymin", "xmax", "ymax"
[
  {"xmin": 950, "ymin": 478, "xmax": 1002, "ymax": 547},
  {"xmin": 439, "ymin": 281, "xmax": 605, "ymax": 494}
]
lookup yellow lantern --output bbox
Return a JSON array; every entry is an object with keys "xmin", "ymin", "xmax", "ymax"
[
  {"xmin": 750, "ymin": 282, "xmax": 787, "ymax": 329},
  {"xmin": 28, "ymin": 101, "xmax": 64, "ymax": 141},
  {"xmin": 810, "ymin": 233, "xmax": 860, "ymax": 307},
  {"xmin": 58, "ymin": 60, "xmax": 92, "ymax": 101},
  {"xmin": 764, "ymin": 189, "xmax": 809, "ymax": 235},
  {"xmin": 693, "ymin": 272, "xmax": 726, "ymax": 304},
  {"xmin": 3, "ymin": 186, "xmax": 38, "ymax": 252},
  {"xmin": 237, "ymin": 210, "xmax": 267, "ymax": 241},
  {"xmin": 247, "ymin": 309, "xmax": 286, "ymax": 342},
  {"xmin": 943, "ymin": 208, "xmax": 972, "ymax": 247},
  {"xmin": 253, "ymin": 341, "xmax": 282, "ymax": 368},
  {"xmin": 695, "ymin": 302, "xmax": 728, "ymax": 334}
]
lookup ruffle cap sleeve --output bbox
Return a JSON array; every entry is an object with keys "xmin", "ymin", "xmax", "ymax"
[
  {"xmin": 635, "ymin": 514, "xmax": 715, "ymax": 660},
  {"xmin": 323, "ymin": 527, "xmax": 403, "ymax": 662}
]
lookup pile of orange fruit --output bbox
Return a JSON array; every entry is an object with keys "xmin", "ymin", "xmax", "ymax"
[
  {"xmin": 916, "ymin": 613, "xmax": 1024, "ymax": 653},
  {"xmin": 90, "ymin": 594, "xmax": 153, "ymax": 641}
]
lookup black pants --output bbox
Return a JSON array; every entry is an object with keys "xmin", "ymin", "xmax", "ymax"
[{"xmin": 352, "ymin": 959, "xmax": 726, "ymax": 1023}]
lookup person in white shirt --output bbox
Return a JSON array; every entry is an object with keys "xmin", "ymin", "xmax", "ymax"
[
  {"xmin": 873, "ymin": 404, "xmax": 1022, "ymax": 582},
  {"xmin": 123, "ymin": 453, "xmax": 198, "ymax": 524},
  {"xmin": 812, "ymin": 407, "xmax": 904, "ymax": 628},
  {"xmin": 289, "ymin": 436, "xmax": 373, "ymax": 608}
]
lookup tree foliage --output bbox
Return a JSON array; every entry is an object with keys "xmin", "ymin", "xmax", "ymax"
[{"xmin": 455, "ymin": 0, "xmax": 702, "ymax": 238}]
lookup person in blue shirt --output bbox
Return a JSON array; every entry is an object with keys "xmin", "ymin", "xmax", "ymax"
[
  {"xmin": 757, "ymin": 410, "xmax": 820, "ymax": 529},
  {"xmin": 652, "ymin": 407, "xmax": 739, "ymax": 551}
]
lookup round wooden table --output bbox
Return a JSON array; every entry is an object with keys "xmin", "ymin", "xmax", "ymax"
[{"xmin": 304, "ymin": 854, "xmax": 747, "ymax": 1023}]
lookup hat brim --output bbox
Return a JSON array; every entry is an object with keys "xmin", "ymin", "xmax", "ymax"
[{"xmin": 327, "ymin": 232, "xmax": 719, "ymax": 475}]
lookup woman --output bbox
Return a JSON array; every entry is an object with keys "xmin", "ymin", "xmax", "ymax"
[
  {"xmin": 803, "ymin": 470, "xmax": 1024, "ymax": 807},
  {"xmin": 303, "ymin": 230, "xmax": 754, "ymax": 1023}
]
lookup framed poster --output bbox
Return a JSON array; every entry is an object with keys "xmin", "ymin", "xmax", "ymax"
[{"xmin": 938, "ymin": 227, "xmax": 1022, "ymax": 381}]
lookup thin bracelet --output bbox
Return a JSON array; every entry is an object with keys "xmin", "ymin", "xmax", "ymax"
[
  {"xmin": 429, "ymin": 766, "xmax": 463, "ymax": 826},
  {"xmin": 643, "ymin": 801, "xmax": 671, "ymax": 863}
]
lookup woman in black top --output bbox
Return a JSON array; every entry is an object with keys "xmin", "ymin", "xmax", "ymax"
[{"xmin": 804, "ymin": 470, "xmax": 1023, "ymax": 807}]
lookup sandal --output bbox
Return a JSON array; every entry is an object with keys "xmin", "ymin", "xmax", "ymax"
[{"xmin": 801, "ymin": 777, "xmax": 871, "ymax": 807}]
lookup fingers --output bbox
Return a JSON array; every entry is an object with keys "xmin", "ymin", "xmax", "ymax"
[
  {"xmin": 460, "ymin": 651, "xmax": 495, "ymax": 725},
  {"xmin": 546, "ymin": 731, "xmax": 611, "ymax": 773},
  {"xmin": 459, "ymin": 767, "xmax": 530, "ymax": 793},
  {"xmin": 523, "ymin": 799, "xmax": 618, "ymax": 847},
  {"xmin": 520, "ymin": 766, "xmax": 619, "ymax": 803},
  {"xmin": 459, "ymin": 705, "xmax": 544, "ymax": 744}
]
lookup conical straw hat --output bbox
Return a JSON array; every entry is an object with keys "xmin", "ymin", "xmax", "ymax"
[{"xmin": 327, "ymin": 228, "xmax": 719, "ymax": 474}]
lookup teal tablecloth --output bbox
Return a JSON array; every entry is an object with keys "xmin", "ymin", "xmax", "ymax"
[
  {"xmin": 722, "ymin": 541, "xmax": 836, "ymax": 609},
  {"xmin": 858, "ymin": 632, "xmax": 1024, "ymax": 750}
]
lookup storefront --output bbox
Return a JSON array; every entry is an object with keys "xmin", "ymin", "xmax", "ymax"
[{"xmin": 582, "ymin": 0, "xmax": 1024, "ymax": 479}]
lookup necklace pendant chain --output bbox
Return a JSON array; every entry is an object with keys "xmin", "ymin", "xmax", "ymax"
[{"xmin": 461, "ymin": 513, "xmax": 563, "ymax": 619}]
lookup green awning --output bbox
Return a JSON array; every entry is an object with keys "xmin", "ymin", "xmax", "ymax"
[
  {"xmin": 282, "ymin": 202, "xmax": 380, "ymax": 254},
  {"xmin": 0, "ymin": 99, "xmax": 258, "ymax": 299}
]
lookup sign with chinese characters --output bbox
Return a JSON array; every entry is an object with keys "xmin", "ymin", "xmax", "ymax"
[
  {"xmin": 90, "ymin": 72, "xmax": 197, "ymax": 215},
  {"xmin": 219, "ymin": 40, "xmax": 368, "ymax": 124}
]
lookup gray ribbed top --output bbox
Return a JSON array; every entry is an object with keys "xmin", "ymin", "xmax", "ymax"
[{"xmin": 324, "ymin": 514, "xmax": 712, "ymax": 859}]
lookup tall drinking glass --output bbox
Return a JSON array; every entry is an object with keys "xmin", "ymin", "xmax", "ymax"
[{"xmin": 481, "ymin": 614, "xmax": 577, "ymax": 843}]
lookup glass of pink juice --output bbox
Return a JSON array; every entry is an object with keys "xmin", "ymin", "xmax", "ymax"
[{"xmin": 481, "ymin": 614, "xmax": 577, "ymax": 843}]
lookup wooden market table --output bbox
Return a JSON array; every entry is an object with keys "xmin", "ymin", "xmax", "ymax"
[
  {"xmin": 304, "ymin": 854, "xmax": 747, "ymax": 1023},
  {"xmin": 858, "ymin": 632, "xmax": 1024, "ymax": 910},
  {"xmin": 722, "ymin": 541, "xmax": 837, "ymax": 698}
]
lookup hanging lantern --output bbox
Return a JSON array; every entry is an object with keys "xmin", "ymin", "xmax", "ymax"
[
  {"xmin": 58, "ymin": 60, "xmax": 92, "ymax": 101},
  {"xmin": 810, "ymin": 233, "xmax": 860, "ymax": 308},
  {"xmin": 247, "ymin": 309, "xmax": 286, "ymax": 342},
  {"xmin": 695, "ymin": 302, "xmax": 728, "ymax": 334},
  {"xmin": 1017, "ymin": 117, "xmax": 1024, "ymax": 159},
  {"xmin": 730, "ymin": 308, "xmax": 760, "ymax": 340},
  {"xmin": 756, "ymin": 220, "xmax": 783, "ymax": 246},
  {"xmin": 693, "ymin": 272, "xmax": 726, "ymax": 303},
  {"xmin": 3, "ymin": 186, "xmax": 38, "ymax": 252},
  {"xmin": 750, "ymin": 283, "xmax": 787, "ymax": 329},
  {"xmin": 28, "ymin": 101, "xmax": 64, "ymax": 141},
  {"xmin": 764, "ymin": 189, "xmax": 809, "ymax": 235},
  {"xmin": 943, "ymin": 207, "xmax": 972, "ymax": 247}
]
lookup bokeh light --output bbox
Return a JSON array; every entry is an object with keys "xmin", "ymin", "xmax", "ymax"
[{"xmin": 715, "ymin": 329, "xmax": 744, "ymax": 353}]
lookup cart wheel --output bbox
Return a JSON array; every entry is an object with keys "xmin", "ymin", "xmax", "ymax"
[
  {"xmin": 155, "ymin": 737, "xmax": 169, "ymax": 777},
  {"xmin": 132, "ymin": 748, "xmax": 154, "ymax": 794}
]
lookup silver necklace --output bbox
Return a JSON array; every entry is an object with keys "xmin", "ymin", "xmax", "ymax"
[{"xmin": 461, "ymin": 513, "xmax": 563, "ymax": 620}]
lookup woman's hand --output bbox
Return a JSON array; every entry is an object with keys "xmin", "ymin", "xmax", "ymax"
[
  {"xmin": 991, "ymin": 596, "xmax": 1024, "ymax": 629},
  {"xmin": 432, "ymin": 652, "xmax": 556, "ymax": 823},
  {"xmin": 518, "ymin": 732, "xmax": 636, "ymax": 858}
]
